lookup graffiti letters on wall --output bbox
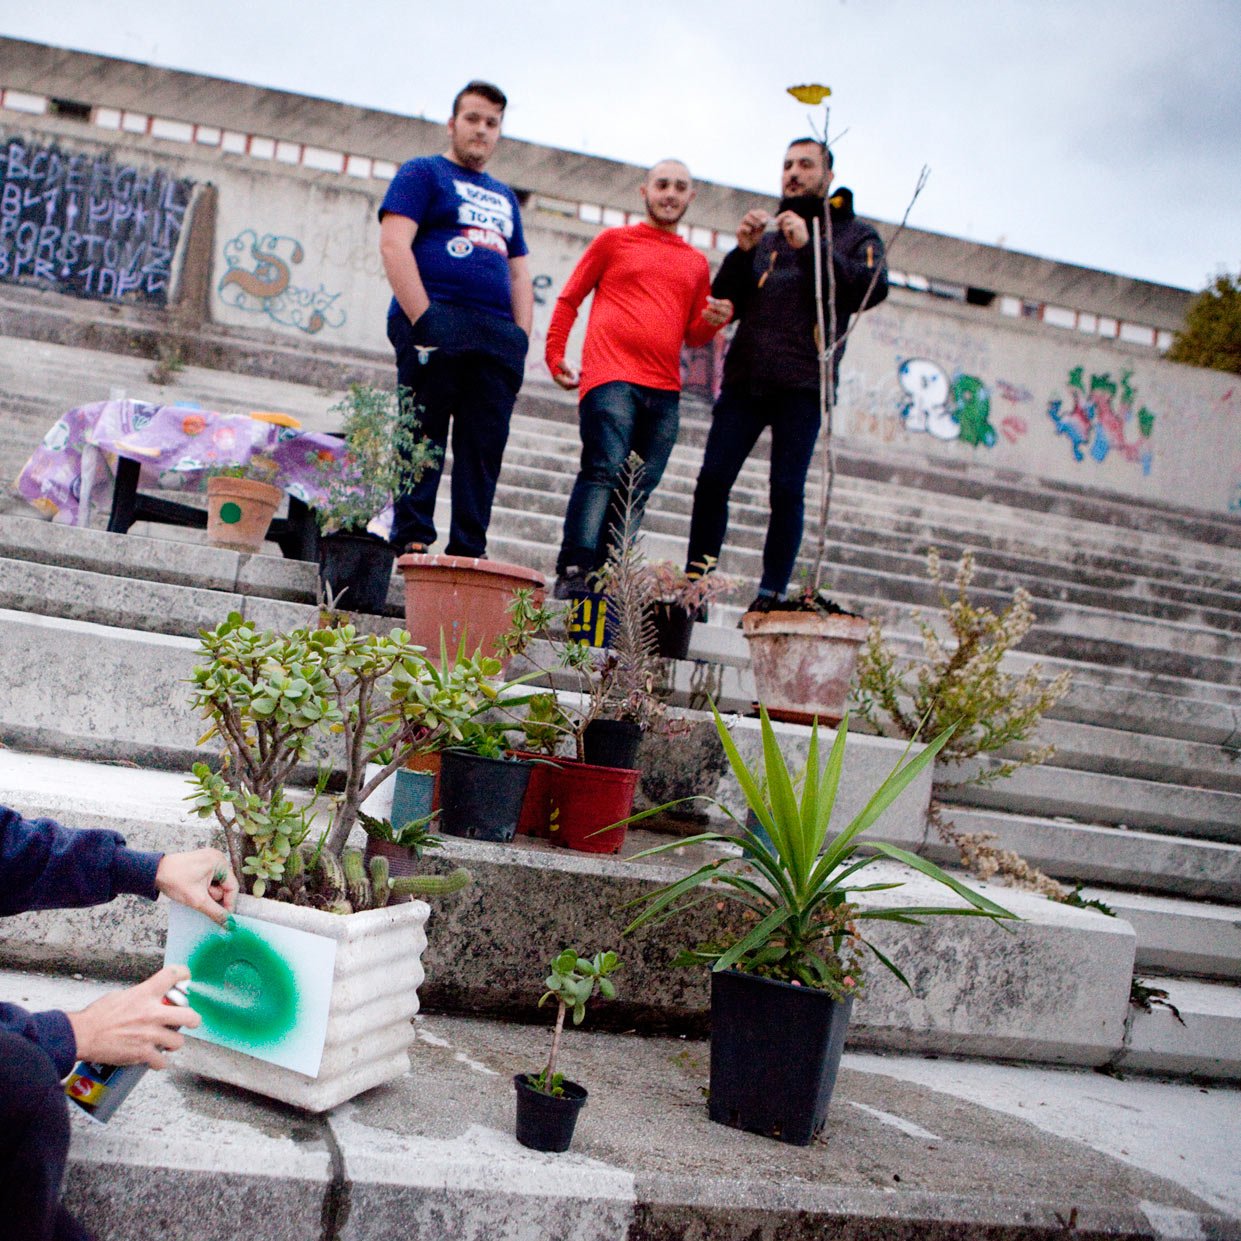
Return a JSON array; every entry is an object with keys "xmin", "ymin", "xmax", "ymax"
[
  {"xmin": 217, "ymin": 229, "xmax": 345, "ymax": 334},
  {"xmin": 1046, "ymin": 366, "xmax": 1155, "ymax": 474},
  {"xmin": 896, "ymin": 358, "xmax": 1029, "ymax": 447},
  {"xmin": 893, "ymin": 356, "xmax": 1157, "ymax": 474},
  {"xmin": 0, "ymin": 138, "xmax": 193, "ymax": 305}
]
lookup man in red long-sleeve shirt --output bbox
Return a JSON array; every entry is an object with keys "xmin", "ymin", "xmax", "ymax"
[{"xmin": 545, "ymin": 159, "xmax": 733, "ymax": 597}]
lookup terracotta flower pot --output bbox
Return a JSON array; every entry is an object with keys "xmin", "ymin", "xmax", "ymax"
[
  {"xmin": 741, "ymin": 610, "xmax": 869, "ymax": 726},
  {"xmin": 205, "ymin": 476, "xmax": 282, "ymax": 553},
  {"xmin": 396, "ymin": 553, "xmax": 544, "ymax": 663}
]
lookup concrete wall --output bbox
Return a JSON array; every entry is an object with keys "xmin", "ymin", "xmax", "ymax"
[
  {"xmin": 838, "ymin": 297, "xmax": 1240, "ymax": 515},
  {"xmin": 2, "ymin": 111, "xmax": 1237, "ymax": 518}
]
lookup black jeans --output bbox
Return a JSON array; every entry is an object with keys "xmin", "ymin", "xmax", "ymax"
[
  {"xmin": 388, "ymin": 303, "xmax": 528, "ymax": 558},
  {"xmin": 686, "ymin": 384, "xmax": 821, "ymax": 596},
  {"xmin": 557, "ymin": 381, "xmax": 681, "ymax": 574},
  {"xmin": 0, "ymin": 1032, "xmax": 92, "ymax": 1240}
]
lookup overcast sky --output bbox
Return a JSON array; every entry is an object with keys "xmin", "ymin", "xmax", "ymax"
[{"xmin": 3, "ymin": 0, "xmax": 1238, "ymax": 291}]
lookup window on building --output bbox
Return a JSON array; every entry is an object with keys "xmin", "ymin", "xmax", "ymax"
[
  {"xmin": 48, "ymin": 97, "xmax": 92, "ymax": 122},
  {"xmin": 1042, "ymin": 305, "xmax": 1077, "ymax": 330}
]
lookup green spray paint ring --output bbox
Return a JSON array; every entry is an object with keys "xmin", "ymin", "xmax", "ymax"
[{"xmin": 188, "ymin": 921, "xmax": 299, "ymax": 1047}]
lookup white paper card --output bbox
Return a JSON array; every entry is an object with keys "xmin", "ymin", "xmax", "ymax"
[{"xmin": 164, "ymin": 904, "xmax": 337, "ymax": 1078}]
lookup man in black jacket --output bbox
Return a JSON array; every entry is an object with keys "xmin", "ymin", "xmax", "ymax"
[{"xmin": 684, "ymin": 138, "xmax": 887, "ymax": 610}]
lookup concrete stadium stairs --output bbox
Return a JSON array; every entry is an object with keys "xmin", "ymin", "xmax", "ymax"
[{"xmin": 2, "ymin": 334, "xmax": 1240, "ymax": 1237}]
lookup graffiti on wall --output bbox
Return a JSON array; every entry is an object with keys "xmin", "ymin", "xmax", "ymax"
[
  {"xmin": 1046, "ymin": 366, "xmax": 1155, "ymax": 473},
  {"xmin": 0, "ymin": 137, "xmax": 193, "ymax": 305},
  {"xmin": 217, "ymin": 229, "xmax": 346, "ymax": 334},
  {"xmin": 896, "ymin": 357, "xmax": 1023, "ymax": 447}
]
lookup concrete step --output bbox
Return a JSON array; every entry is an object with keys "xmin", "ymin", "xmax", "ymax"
[
  {"xmin": 950, "ymin": 759, "xmax": 1241, "ymax": 845},
  {"xmin": 0, "ymin": 746, "xmax": 1142, "ymax": 1071},
  {"xmin": 1081, "ymin": 889, "xmax": 1241, "ymax": 981},
  {"xmin": 925, "ymin": 804, "xmax": 1241, "ymax": 904},
  {"xmin": 7, "ymin": 969, "xmax": 1237, "ymax": 1240}
]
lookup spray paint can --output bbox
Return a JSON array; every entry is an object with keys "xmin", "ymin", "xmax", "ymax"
[{"xmin": 64, "ymin": 982, "xmax": 192, "ymax": 1124}]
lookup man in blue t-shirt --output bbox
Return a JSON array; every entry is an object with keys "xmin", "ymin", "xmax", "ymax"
[{"xmin": 379, "ymin": 79, "xmax": 533, "ymax": 559}]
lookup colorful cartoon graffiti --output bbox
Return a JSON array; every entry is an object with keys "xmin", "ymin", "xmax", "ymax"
[
  {"xmin": 1046, "ymin": 366, "xmax": 1154, "ymax": 473},
  {"xmin": 217, "ymin": 229, "xmax": 345, "ymax": 335},
  {"xmin": 896, "ymin": 357, "xmax": 1001, "ymax": 447}
]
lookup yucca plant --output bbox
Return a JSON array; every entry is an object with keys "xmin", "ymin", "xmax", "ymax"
[{"xmin": 623, "ymin": 704, "xmax": 1015, "ymax": 994}]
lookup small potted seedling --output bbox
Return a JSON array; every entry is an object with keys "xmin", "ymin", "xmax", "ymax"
[{"xmin": 514, "ymin": 948, "xmax": 620, "ymax": 1152}]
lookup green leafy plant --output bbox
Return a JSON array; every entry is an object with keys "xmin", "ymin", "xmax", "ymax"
[
  {"xmin": 309, "ymin": 384, "xmax": 441, "ymax": 533},
  {"xmin": 447, "ymin": 720, "xmax": 513, "ymax": 761},
  {"xmin": 622, "ymin": 704, "xmax": 1015, "ymax": 996},
  {"xmin": 854, "ymin": 549, "xmax": 1072, "ymax": 895},
  {"xmin": 187, "ymin": 613, "xmax": 497, "ymax": 905},
  {"xmin": 528, "ymin": 949, "xmax": 620, "ymax": 1096}
]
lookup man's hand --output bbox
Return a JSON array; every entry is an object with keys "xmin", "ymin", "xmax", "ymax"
[
  {"xmin": 156, "ymin": 849, "xmax": 237, "ymax": 925},
  {"xmin": 774, "ymin": 210, "xmax": 810, "ymax": 249},
  {"xmin": 735, "ymin": 209, "xmax": 770, "ymax": 252},
  {"xmin": 702, "ymin": 297, "xmax": 734, "ymax": 328},
  {"xmin": 67, "ymin": 966, "xmax": 201, "ymax": 1069},
  {"xmin": 550, "ymin": 359, "xmax": 580, "ymax": 390}
]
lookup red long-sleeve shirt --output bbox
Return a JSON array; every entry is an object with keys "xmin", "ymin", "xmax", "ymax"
[{"xmin": 544, "ymin": 223, "xmax": 719, "ymax": 397}]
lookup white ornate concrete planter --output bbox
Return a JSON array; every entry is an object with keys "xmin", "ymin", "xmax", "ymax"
[
  {"xmin": 741, "ymin": 610, "xmax": 869, "ymax": 726},
  {"xmin": 176, "ymin": 893, "xmax": 430, "ymax": 1112}
]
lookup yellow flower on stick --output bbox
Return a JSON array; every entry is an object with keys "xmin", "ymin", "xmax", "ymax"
[{"xmin": 787, "ymin": 83, "xmax": 831, "ymax": 105}]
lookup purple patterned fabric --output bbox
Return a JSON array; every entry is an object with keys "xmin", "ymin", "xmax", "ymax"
[{"xmin": 15, "ymin": 400, "xmax": 388, "ymax": 533}]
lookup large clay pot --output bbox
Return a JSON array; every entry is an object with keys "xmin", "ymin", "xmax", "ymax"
[
  {"xmin": 206, "ymin": 476, "xmax": 282, "ymax": 553},
  {"xmin": 397, "ymin": 554, "xmax": 545, "ymax": 662},
  {"xmin": 741, "ymin": 610, "xmax": 869, "ymax": 726}
]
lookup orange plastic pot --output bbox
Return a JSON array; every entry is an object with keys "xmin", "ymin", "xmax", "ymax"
[{"xmin": 396, "ymin": 554, "xmax": 545, "ymax": 663}]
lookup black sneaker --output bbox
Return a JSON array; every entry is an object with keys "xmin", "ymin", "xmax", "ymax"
[
  {"xmin": 553, "ymin": 567, "xmax": 587, "ymax": 600},
  {"xmin": 744, "ymin": 593, "xmax": 778, "ymax": 614}
]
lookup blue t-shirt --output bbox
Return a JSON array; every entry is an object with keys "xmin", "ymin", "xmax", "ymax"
[{"xmin": 380, "ymin": 155, "xmax": 527, "ymax": 322}]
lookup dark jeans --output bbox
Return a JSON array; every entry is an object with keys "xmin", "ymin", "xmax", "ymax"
[
  {"xmin": 0, "ymin": 1032, "xmax": 92, "ymax": 1241},
  {"xmin": 557, "ymin": 381, "xmax": 680, "ymax": 574},
  {"xmin": 686, "ymin": 384, "xmax": 821, "ymax": 596},
  {"xmin": 388, "ymin": 303, "xmax": 528, "ymax": 558}
]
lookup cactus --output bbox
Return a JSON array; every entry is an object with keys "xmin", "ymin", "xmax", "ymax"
[
  {"xmin": 285, "ymin": 847, "xmax": 305, "ymax": 886},
  {"xmin": 369, "ymin": 854, "xmax": 391, "ymax": 908},
  {"xmin": 390, "ymin": 866, "xmax": 472, "ymax": 900},
  {"xmin": 342, "ymin": 848, "xmax": 373, "ymax": 911},
  {"xmin": 322, "ymin": 896, "xmax": 354, "ymax": 916},
  {"xmin": 314, "ymin": 849, "xmax": 346, "ymax": 902}
]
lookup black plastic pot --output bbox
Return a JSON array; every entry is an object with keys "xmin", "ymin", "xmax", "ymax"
[
  {"xmin": 513, "ymin": 1074, "xmax": 588, "ymax": 1152},
  {"xmin": 582, "ymin": 718, "xmax": 642, "ymax": 770},
  {"xmin": 652, "ymin": 601, "xmax": 694, "ymax": 660},
  {"xmin": 439, "ymin": 749, "xmax": 532, "ymax": 842},
  {"xmin": 317, "ymin": 531, "xmax": 395, "ymax": 614},
  {"xmin": 708, "ymin": 969, "xmax": 853, "ymax": 1146}
]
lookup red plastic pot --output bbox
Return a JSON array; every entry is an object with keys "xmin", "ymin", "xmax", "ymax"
[
  {"xmin": 548, "ymin": 761, "xmax": 638, "ymax": 854},
  {"xmin": 511, "ymin": 752, "xmax": 579, "ymax": 838}
]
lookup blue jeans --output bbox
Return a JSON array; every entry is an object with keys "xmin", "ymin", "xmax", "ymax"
[
  {"xmin": 557, "ymin": 380, "xmax": 681, "ymax": 573},
  {"xmin": 388, "ymin": 303, "xmax": 528, "ymax": 557},
  {"xmin": 686, "ymin": 384, "xmax": 821, "ymax": 596}
]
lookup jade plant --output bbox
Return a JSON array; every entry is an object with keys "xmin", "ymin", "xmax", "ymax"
[
  {"xmin": 187, "ymin": 613, "xmax": 496, "ymax": 907},
  {"xmin": 526, "ymin": 949, "xmax": 621, "ymax": 1096}
]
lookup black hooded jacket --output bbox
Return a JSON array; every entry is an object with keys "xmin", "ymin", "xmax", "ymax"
[{"xmin": 711, "ymin": 187, "xmax": 888, "ymax": 392}]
